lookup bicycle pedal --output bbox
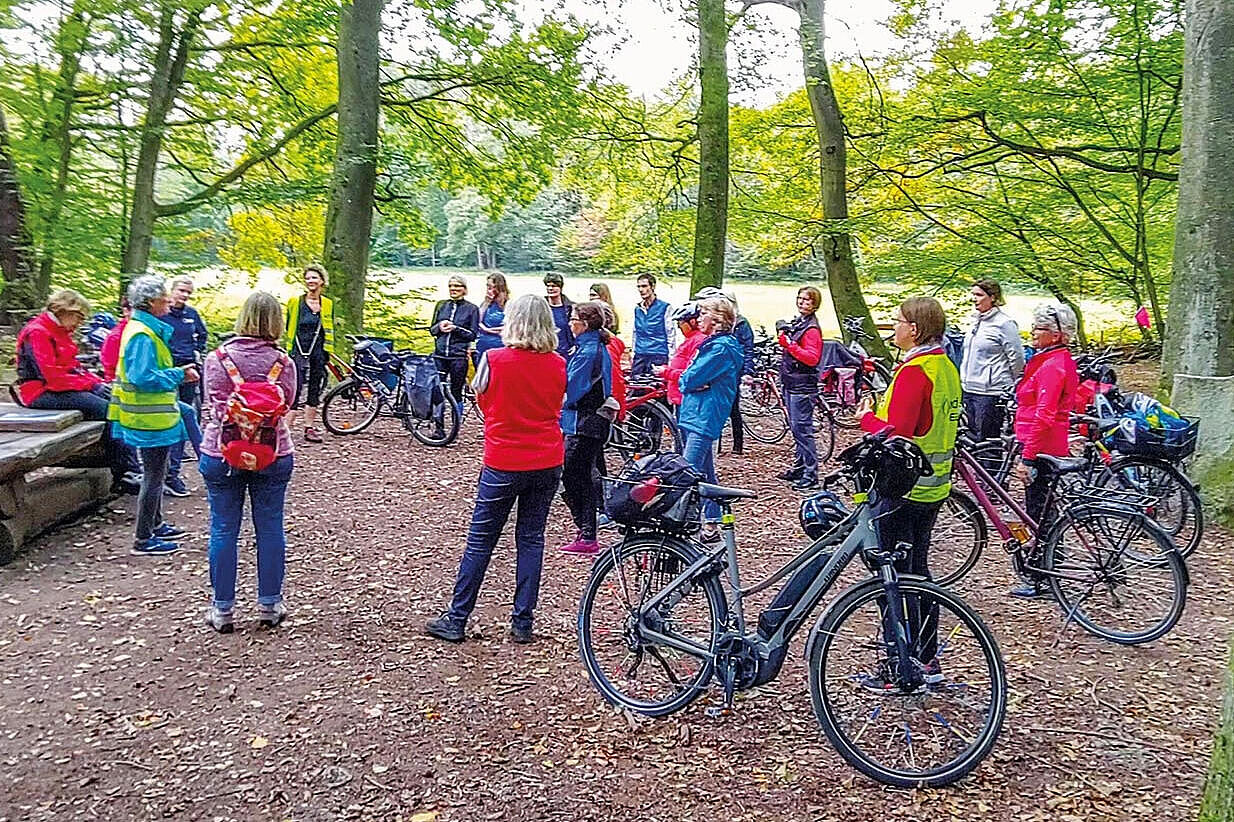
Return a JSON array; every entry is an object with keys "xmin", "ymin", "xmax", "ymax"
[{"xmin": 704, "ymin": 704, "xmax": 733, "ymax": 718}]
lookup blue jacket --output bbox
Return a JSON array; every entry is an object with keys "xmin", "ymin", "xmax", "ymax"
[
  {"xmin": 561, "ymin": 329, "xmax": 611, "ymax": 438},
  {"xmin": 734, "ymin": 317, "xmax": 755, "ymax": 376},
  {"xmin": 112, "ymin": 310, "xmax": 187, "ymax": 448},
  {"xmin": 165, "ymin": 303, "xmax": 208, "ymax": 365},
  {"xmin": 634, "ymin": 298, "xmax": 671, "ymax": 357},
  {"xmin": 550, "ymin": 301, "xmax": 574, "ymax": 356},
  {"xmin": 678, "ymin": 333, "xmax": 743, "ymax": 439}
]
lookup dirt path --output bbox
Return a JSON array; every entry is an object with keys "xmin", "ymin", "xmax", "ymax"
[{"xmin": 0, "ymin": 420, "xmax": 1223, "ymax": 821}]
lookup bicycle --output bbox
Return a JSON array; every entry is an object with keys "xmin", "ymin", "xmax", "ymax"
[
  {"xmin": 605, "ymin": 375, "xmax": 683, "ymax": 461},
  {"xmin": 577, "ymin": 434, "xmax": 1007, "ymax": 788},
  {"xmin": 319, "ymin": 338, "xmax": 461, "ymax": 446},
  {"xmin": 739, "ymin": 338, "xmax": 837, "ymax": 461},
  {"xmin": 931, "ymin": 435, "xmax": 1187, "ymax": 645},
  {"xmin": 821, "ymin": 317, "xmax": 893, "ymax": 429}
]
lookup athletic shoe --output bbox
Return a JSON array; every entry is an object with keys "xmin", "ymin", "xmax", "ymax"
[
  {"xmin": 111, "ymin": 477, "xmax": 140, "ymax": 496},
  {"xmin": 699, "ymin": 523, "xmax": 722, "ymax": 543},
  {"xmin": 510, "ymin": 623, "xmax": 534, "ymax": 644},
  {"xmin": 304, "ymin": 427, "xmax": 323, "ymax": 443},
  {"xmin": 257, "ymin": 602, "xmax": 287, "ymax": 628},
  {"xmin": 560, "ymin": 538, "xmax": 600, "ymax": 555},
  {"xmin": 122, "ymin": 471, "xmax": 144, "ymax": 486},
  {"xmin": 131, "ymin": 537, "xmax": 179, "ymax": 556},
  {"xmin": 596, "ymin": 513, "xmax": 615, "ymax": 530},
  {"xmin": 1010, "ymin": 579, "xmax": 1052, "ymax": 599},
  {"xmin": 921, "ymin": 658, "xmax": 945, "ymax": 686},
  {"xmin": 425, "ymin": 615, "xmax": 465, "ymax": 643},
  {"xmin": 791, "ymin": 477, "xmax": 820, "ymax": 492},
  {"xmin": 204, "ymin": 606, "xmax": 234, "ymax": 634},
  {"xmin": 153, "ymin": 522, "xmax": 188, "ymax": 540},
  {"xmin": 163, "ymin": 476, "xmax": 192, "ymax": 497},
  {"xmin": 776, "ymin": 468, "xmax": 803, "ymax": 482}
]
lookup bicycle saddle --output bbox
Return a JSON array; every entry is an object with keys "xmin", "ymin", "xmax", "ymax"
[
  {"xmin": 1034, "ymin": 454, "xmax": 1089, "ymax": 474},
  {"xmin": 697, "ymin": 483, "xmax": 758, "ymax": 500}
]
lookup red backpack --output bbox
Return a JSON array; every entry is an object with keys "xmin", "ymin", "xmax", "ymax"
[{"xmin": 216, "ymin": 348, "xmax": 290, "ymax": 471}]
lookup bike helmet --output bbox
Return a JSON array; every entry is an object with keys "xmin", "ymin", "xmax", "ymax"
[
  {"xmin": 693, "ymin": 286, "xmax": 723, "ymax": 300},
  {"xmin": 799, "ymin": 490, "xmax": 852, "ymax": 540},
  {"xmin": 671, "ymin": 302, "xmax": 700, "ymax": 324},
  {"xmin": 837, "ymin": 434, "xmax": 932, "ymax": 500}
]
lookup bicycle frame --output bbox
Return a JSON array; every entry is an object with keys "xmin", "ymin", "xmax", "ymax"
[{"xmin": 953, "ymin": 448, "xmax": 1038, "ymax": 544}]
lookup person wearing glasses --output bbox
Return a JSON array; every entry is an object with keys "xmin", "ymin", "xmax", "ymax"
[
  {"xmin": 1011, "ymin": 302, "xmax": 1079, "ymax": 597},
  {"xmin": 543, "ymin": 272, "xmax": 574, "ymax": 355},
  {"xmin": 430, "ymin": 275, "xmax": 480, "ymax": 412},
  {"xmin": 959, "ymin": 279, "xmax": 1025, "ymax": 440},
  {"xmin": 776, "ymin": 286, "xmax": 825, "ymax": 490},
  {"xmin": 856, "ymin": 297, "xmax": 962, "ymax": 686},
  {"xmin": 558, "ymin": 302, "xmax": 612, "ymax": 556},
  {"xmin": 632, "ymin": 273, "xmax": 675, "ymax": 377}
]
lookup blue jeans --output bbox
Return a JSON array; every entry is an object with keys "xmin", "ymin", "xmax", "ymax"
[
  {"xmin": 446, "ymin": 465, "xmax": 561, "ymax": 630},
  {"xmin": 785, "ymin": 391, "xmax": 817, "ymax": 482},
  {"xmin": 682, "ymin": 430, "xmax": 720, "ymax": 521},
  {"xmin": 631, "ymin": 352, "xmax": 667, "ymax": 377},
  {"xmin": 200, "ymin": 454, "xmax": 294, "ymax": 610},
  {"xmin": 167, "ymin": 401, "xmax": 203, "ymax": 482}
]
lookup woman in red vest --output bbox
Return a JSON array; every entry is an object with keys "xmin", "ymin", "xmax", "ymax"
[{"xmin": 426, "ymin": 295, "xmax": 567, "ymax": 645}]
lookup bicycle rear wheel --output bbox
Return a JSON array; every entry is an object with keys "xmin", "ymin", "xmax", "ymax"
[
  {"xmin": 407, "ymin": 388, "xmax": 461, "ymax": 447},
  {"xmin": 813, "ymin": 397, "xmax": 836, "ymax": 463},
  {"xmin": 1042, "ymin": 506, "xmax": 1187, "ymax": 645},
  {"xmin": 807, "ymin": 577, "xmax": 1006, "ymax": 788},
  {"xmin": 931, "ymin": 490, "xmax": 987, "ymax": 586},
  {"xmin": 321, "ymin": 377, "xmax": 382, "ymax": 435},
  {"xmin": 739, "ymin": 377, "xmax": 789, "ymax": 444},
  {"xmin": 1095, "ymin": 457, "xmax": 1202, "ymax": 558},
  {"xmin": 577, "ymin": 537, "xmax": 725, "ymax": 717}
]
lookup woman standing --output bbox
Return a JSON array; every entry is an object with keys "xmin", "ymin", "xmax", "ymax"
[
  {"xmin": 558, "ymin": 302, "xmax": 612, "ymax": 556},
  {"xmin": 201, "ymin": 293, "xmax": 298, "ymax": 632},
  {"xmin": 660, "ymin": 303, "xmax": 706, "ymax": 407},
  {"xmin": 1011, "ymin": 302, "xmax": 1080, "ymax": 597},
  {"xmin": 430, "ymin": 275, "xmax": 479, "ymax": 409},
  {"xmin": 857, "ymin": 297, "xmax": 962, "ymax": 683},
  {"xmin": 589, "ymin": 283, "xmax": 619, "ymax": 333},
  {"xmin": 776, "ymin": 286, "xmax": 824, "ymax": 490},
  {"xmin": 426, "ymin": 295, "xmax": 566, "ymax": 643},
  {"xmin": 677, "ymin": 297, "xmax": 744, "ymax": 540},
  {"xmin": 959, "ymin": 279, "xmax": 1025, "ymax": 440},
  {"xmin": 543, "ymin": 272, "xmax": 574, "ymax": 356},
  {"xmin": 474, "ymin": 272, "xmax": 509, "ymax": 365},
  {"xmin": 285, "ymin": 264, "xmax": 334, "ymax": 443},
  {"xmin": 110, "ymin": 276, "xmax": 199, "ymax": 555}
]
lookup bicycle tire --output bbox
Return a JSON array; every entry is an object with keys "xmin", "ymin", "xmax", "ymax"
[
  {"xmin": 1094, "ymin": 457, "xmax": 1203, "ymax": 558},
  {"xmin": 624, "ymin": 402, "xmax": 682, "ymax": 457},
  {"xmin": 807, "ymin": 576, "xmax": 1007, "ymax": 788},
  {"xmin": 739, "ymin": 377, "xmax": 789, "ymax": 444},
  {"xmin": 1042, "ymin": 506, "xmax": 1187, "ymax": 645},
  {"xmin": 577, "ymin": 537, "xmax": 725, "ymax": 717},
  {"xmin": 813, "ymin": 398, "xmax": 836, "ymax": 462},
  {"xmin": 321, "ymin": 377, "xmax": 382, "ymax": 435},
  {"xmin": 408, "ymin": 386, "xmax": 462, "ymax": 447},
  {"xmin": 932, "ymin": 490, "xmax": 987, "ymax": 586}
]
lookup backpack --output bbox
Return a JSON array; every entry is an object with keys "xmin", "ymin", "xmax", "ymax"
[
  {"xmin": 604, "ymin": 452, "xmax": 701, "ymax": 532},
  {"xmin": 942, "ymin": 325, "xmax": 965, "ymax": 370},
  {"xmin": 216, "ymin": 349, "xmax": 290, "ymax": 471}
]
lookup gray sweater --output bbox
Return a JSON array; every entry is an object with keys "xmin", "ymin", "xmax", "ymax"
[{"xmin": 960, "ymin": 307, "xmax": 1025, "ymax": 395}]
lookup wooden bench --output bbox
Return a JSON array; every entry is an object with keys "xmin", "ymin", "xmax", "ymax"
[{"xmin": 0, "ymin": 405, "xmax": 110, "ymax": 564}]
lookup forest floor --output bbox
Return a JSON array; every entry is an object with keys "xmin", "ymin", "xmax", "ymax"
[{"xmin": 0, "ymin": 399, "xmax": 1225, "ymax": 821}]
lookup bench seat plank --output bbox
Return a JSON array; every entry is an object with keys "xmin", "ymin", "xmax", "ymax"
[
  {"xmin": 0, "ymin": 422, "xmax": 106, "ymax": 484},
  {"xmin": 0, "ymin": 404, "xmax": 84, "ymax": 433}
]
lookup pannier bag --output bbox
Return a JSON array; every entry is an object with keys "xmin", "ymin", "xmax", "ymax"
[
  {"xmin": 402, "ymin": 355, "xmax": 444, "ymax": 420},
  {"xmin": 604, "ymin": 452, "xmax": 702, "ymax": 531},
  {"xmin": 354, "ymin": 339, "xmax": 400, "ymax": 390},
  {"xmin": 216, "ymin": 349, "xmax": 289, "ymax": 471}
]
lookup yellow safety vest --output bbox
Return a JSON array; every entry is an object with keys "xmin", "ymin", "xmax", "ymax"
[
  {"xmin": 285, "ymin": 294, "xmax": 335, "ymax": 355},
  {"xmin": 876, "ymin": 351, "xmax": 962, "ymax": 503},
  {"xmin": 108, "ymin": 319, "xmax": 182, "ymax": 431}
]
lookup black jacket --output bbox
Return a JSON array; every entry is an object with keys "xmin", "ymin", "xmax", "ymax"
[{"xmin": 430, "ymin": 299, "xmax": 479, "ymax": 359}]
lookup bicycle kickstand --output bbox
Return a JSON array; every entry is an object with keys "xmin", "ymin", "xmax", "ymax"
[{"xmin": 705, "ymin": 658, "xmax": 738, "ymax": 718}]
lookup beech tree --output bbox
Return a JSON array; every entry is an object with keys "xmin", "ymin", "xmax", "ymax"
[{"xmin": 690, "ymin": 0, "xmax": 730, "ymax": 294}]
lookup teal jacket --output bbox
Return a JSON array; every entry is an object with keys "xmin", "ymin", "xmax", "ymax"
[
  {"xmin": 112, "ymin": 310, "xmax": 187, "ymax": 448},
  {"xmin": 677, "ymin": 333, "xmax": 743, "ymax": 440}
]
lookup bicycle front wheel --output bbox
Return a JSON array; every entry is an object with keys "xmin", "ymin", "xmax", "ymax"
[
  {"xmin": 407, "ymin": 388, "xmax": 461, "ymax": 447},
  {"xmin": 1042, "ymin": 506, "xmax": 1187, "ymax": 645},
  {"xmin": 1095, "ymin": 457, "xmax": 1203, "ymax": 558},
  {"xmin": 807, "ymin": 577, "xmax": 1007, "ymax": 788},
  {"xmin": 739, "ymin": 377, "xmax": 789, "ymax": 444},
  {"xmin": 321, "ymin": 377, "xmax": 382, "ymax": 435},
  {"xmin": 578, "ymin": 537, "xmax": 725, "ymax": 717},
  {"xmin": 931, "ymin": 490, "xmax": 987, "ymax": 587}
]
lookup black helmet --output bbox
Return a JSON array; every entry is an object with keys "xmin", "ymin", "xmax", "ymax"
[
  {"xmin": 799, "ymin": 490, "xmax": 852, "ymax": 539},
  {"xmin": 837, "ymin": 434, "xmax": 933, "ymax": 500}
]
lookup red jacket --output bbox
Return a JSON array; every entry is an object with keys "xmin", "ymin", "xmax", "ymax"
[
  {"xmin": 477, "ymin": 347, "xmax": 567, "ymax": 472},
  {"xmin": 1014, "ymin": 345, "xmax": 1079, "ymax": 461},
  {"xmin": 860, "ymin": 346, "xmax": 942, "ymax": 438},
  {"xmin": 664, "ymin": 328, "xmax": 706, "ymax": 406},
  {"xmin": 606, "ymin": 336, "xmax": 627, "ymax": 420},
  {"xmin": 15, "ymin": 312, "xmax": 102, "ymax": 405},
  {"xmin": 101, "ymin": 319, "xmax": 128, "ymax": 382}
]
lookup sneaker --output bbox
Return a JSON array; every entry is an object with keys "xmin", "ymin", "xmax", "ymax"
[
  {"xmin": 1009, "ymin": 579, "xmax": 1052, "ymax": 599},
  {"xmin": 304, "ymin": 427, "xmax": 323, "ymax": 444},
  {"xmin": 425, "ymin": 614, "xmax": 465, "ymax": 643},
  {"xmin": 122, "ymin": 470, "xmax": 144, "ymax": 486},
  {"xmin": 510, "ymin": 623, "xmax": 534, "ymax": 644},
  {"xmin": 131, "ymin": 537, "xmax": 179, "ymax": 556},
  {"xmin": 791, "ymin": 477, "xmax": 820, "ymax": 492},
  {"xmin": 257, "ymin": 602, "xmax": 287, "ymax": 628},
  {"xmin": 111, "ymin": 477, "xmax": 140, "ymax": 496},
  {"xmin": 560, "ymin": 538, "xmax": 600, "ymax": 555},
  {"xmin": 921, "ymin": 658, "xmax": 945, "ymax": 686},
  {"xmin": 154, "ymin": 522, "xmax": 188, "ymax": 540},
  {"xmin": 163, "ymin": 476, "xmax": 191, "ymax": 497},
  {"xmin": 204, "ymin": 606, "xmax": 234, "ymax": 634},
  {"xmin": 596, "ymin": 513, "xmax": 615, "ymax": 530},
  {"xmin": 776, "ymin": 468, "xmax": 803, "ymax": 482},
  {"xmin": 699, "ymin": 523, "xmax": 722, "ymax": 543}
]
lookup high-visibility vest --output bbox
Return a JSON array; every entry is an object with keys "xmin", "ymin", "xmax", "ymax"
[
  {"xmin": 285, "ymin": 294, "xmax": 335, "ymax": 355},
  {"xmin": 876, "ymin": 351, "xmax": 962, "ymax": 503},
  {"xmin": 107, "ymin": 318, "xmax": 182, "ymax": 431}
]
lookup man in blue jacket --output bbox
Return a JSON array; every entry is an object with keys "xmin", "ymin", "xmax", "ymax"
[
  {"xmin": 164, "ymin": 276, "xmax": 208, "ymax": 497},
  {"xmin": 632, "ymin": 274, "xmax": 675, "ymax": 377}
]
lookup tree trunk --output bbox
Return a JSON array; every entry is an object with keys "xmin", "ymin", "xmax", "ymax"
[
  {"xmin": 1165, "ymin": 0, "xmax": 1234, "ymax": 380},
  {"xmin": 689, "ymin": 0, "xmax": 728, "ymax": 295},
  {"xmin": 323, "ymin": 0, "xmax": 383, "ymax": 333},
  {"xmin": 795, "ymin": 0, "xmax": 888, "ymax": 358},
  {"xmin": 1202, "ymin": 638, "xmax": 1234, "ymax": 820},
  {"xmin": 120, "ymin": 6, "xmax": 201, "ymax": 277},
  {"xmin": 0, "ymin": 109, "xmax": 38, "ymax": 320}
]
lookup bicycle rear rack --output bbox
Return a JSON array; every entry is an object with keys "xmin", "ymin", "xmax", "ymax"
[{"xmin": 1063, "ymin": 484, "xmax": 1159, "ymax": 511}]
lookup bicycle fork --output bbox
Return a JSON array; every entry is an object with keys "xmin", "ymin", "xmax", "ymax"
[{"xmin": 869, "ymin": 546, "xmax": 923, "ymax": 691}]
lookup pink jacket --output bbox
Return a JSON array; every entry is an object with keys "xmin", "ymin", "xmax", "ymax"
[
  {"xmin": 1014, "ymin": 345, "xmax": 1079, "ymax": 461},
  {"xmin": 202, "ymin": 337, "xmax": 299, "ymax": 459},
  {"xmin": 664, "ymin": 328, "xmax": 706, "ymax": 406}
]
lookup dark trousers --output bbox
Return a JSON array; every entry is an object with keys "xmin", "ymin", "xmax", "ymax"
[
  {"xmin": 29, "ymin": 387, "xmax": 138, "ymax": 478},
  {"xmin": 293, "ymin": 348, "xmax": 327, "ymax": 409},
  {"xmin": 135, "ymin": 445, "xmax": 172, "ymax": 542},
  {"xmin": 1024, "ymin": 458, "xmax": 1055, "ymax": 527},
  {"xmin": 437, "ymin": 355, "xmax": 468, "ymax": 409},
  {"xmin": 871, "ymin": 496, "xmax": 943, "ymax": 663},
  {"xmin": 963, "ymin": 393, "xmax": 1005, "ymax": 441},
  {"xmin": 727, "ymin": 394, "xmax": 744, "ymax": 454},
  {"xmin": 785, "ymin": 390, "xmax": 818, "ymax": 482},
  {"xmin": 562, "ymin": 434, "xmax": 605, "ymax": 540},
  {"xmin": 167, "ymin": 401, "xmax": 204, "ymax": 482},
  {"xmin": 446, "ymin": 465, "xmax": 561, "ymax": 630},
  {"xmin": 631, "ymin": 352, "xmax": 667, "ymax": 377}
]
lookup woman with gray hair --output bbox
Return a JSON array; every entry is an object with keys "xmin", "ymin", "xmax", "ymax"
[
  {"xmin": 1010, "ymin": 301, "xmax": 1079, "ymax": 597},
  {"xmin": 110, "ymin": 275, "xmax": 201, "ymax": 556}
]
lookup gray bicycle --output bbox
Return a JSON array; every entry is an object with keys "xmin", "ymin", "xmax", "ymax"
[{"xmin": 577, "ymin": 434, "xmax": 1007, "ymax": 788}]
